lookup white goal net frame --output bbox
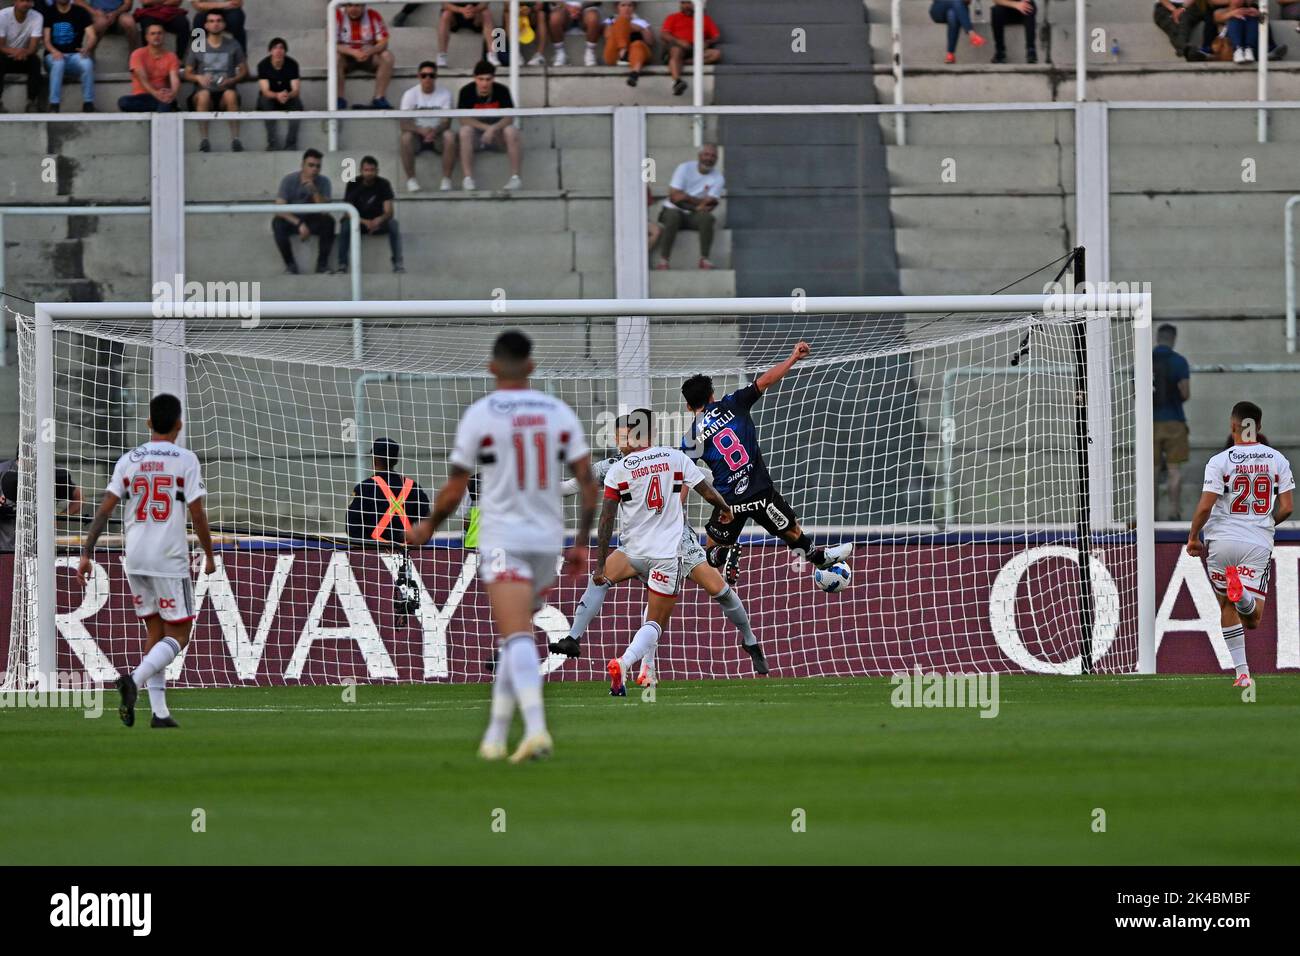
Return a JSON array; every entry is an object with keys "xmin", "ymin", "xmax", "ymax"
[{"xmin": 7, "ymin": 292, "xmax": 1155, "ymax": 690}]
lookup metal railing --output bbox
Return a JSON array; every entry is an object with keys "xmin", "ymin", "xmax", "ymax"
[{"xmin": 1285, "ymin": 193, "xmax": 1299, "ymax": 352}]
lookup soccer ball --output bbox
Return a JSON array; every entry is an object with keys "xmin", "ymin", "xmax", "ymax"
[{"xmin": 813, "ymin": 561, "xmax": 851, "ymax": 593}]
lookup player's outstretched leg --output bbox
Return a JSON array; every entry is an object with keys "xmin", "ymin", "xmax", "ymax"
[
  {"xmin": 147, "ymin": 671, "xmax": 179, "ymax": 728},
  {"xmin": 501, "ymin": 633, "xmax": 553, "ymax": 763},
  {"xmin": 610, "ymin": 620, "xmax": 662, "ymax": 697},
  {"xmin": 713, "ymin": 586, "xmax": 768, "ymax": 675},
  {"xmin": 550, "ymin": 573, "xmax": 611, "ymax": 658},
  {"xmin": 479, "ymin": 643, "xmax": 517, "ymax": 760},
  {"xmin": 123, "ymin": 631, "xmax": 184, "ymax": 728}
]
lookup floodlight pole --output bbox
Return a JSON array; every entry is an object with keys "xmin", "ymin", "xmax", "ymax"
[{"xmin": 1072, "ymin": 245, "xmax": 1096, "ymax": 674}]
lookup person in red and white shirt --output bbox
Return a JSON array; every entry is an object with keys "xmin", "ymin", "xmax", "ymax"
[
  {"xmin": 661, "ymin": 0, "xmax": 720, "ymax": 96},
  {"xmin": 334, "ymin": 2, "xmax": 394, "ymax": 109},
  {"xmin": 407, "ymin": 330, "xmax": 598, "ymax": 764},
  {"xmin": 78, "ymin": 394, "xmax": 216, "ymax": 729},
  {"xmin": 593, "ymin": 412, "xmax": 734, "ymax": 696},
  {"xmin": 1187, "ymin": 400, "xmax": 1294, "ymax": 689}
]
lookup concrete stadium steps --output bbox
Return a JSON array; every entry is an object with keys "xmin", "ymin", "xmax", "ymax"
[
  {"xmin": 885, "ymin": 143, "xmax": 1068, "ymax": 191},
  {"xmin": 878, "ymin": 108, "xmax": 1074, "ymax": 146}
]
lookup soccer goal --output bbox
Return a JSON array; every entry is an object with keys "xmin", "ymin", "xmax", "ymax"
[{"xmin": 2, "ymin": 291, "xmax": 1154, "ymax": 690}]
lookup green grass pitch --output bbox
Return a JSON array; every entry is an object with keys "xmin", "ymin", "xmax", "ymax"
[{"xmin": 2, "ymin": 675, "xmax": 1297, "ymax": 865}]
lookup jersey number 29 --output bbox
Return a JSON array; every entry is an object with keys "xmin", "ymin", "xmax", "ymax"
[{"xmin": 1230, "ymin": 474, "xmax": 1272, "ymax": 515}]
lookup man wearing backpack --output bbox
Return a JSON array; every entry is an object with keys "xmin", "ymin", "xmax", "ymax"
[{"xmin": 1153, "ymin": 323, "xmax": 1192, "ymax": 520}]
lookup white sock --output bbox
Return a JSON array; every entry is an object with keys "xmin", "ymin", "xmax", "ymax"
[
  {"xmin": 568, "ymin": 575, "xmax": 612, "ymax": 642},
  {"xmin": 146, "ymin": 671, "xmax": 169, "ymax": 718},
  {"xmin": 131, "ymin": 636, "xmax": 180, "ymax": 689},
  {"xmin": 1223, "ymin": 624, "xmax": 1248, "ymax": 677},
  {"xmin": 1234, "ymin": 591, "xmax": 1256, "ymax": 617},
  {"xmin": 585, "ymin": 40, "xmax": 597, "ymax": 50},
  {"xmin": 620, "ymin": 621, "xmax": 662, "ymax": 674},
  {"xmin": 640, "ymin": 641, "xmax": 657, "ymax": 675},
  {"xmin": 503, "ymin": 633, "xmax": 546, "ymax": 737},
  {"xmin": 482, "ymin": 652, "xmax": 516, "ymax": 749}
]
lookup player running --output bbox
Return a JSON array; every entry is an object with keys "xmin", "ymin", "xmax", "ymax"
[
  {"xmin": 406, "ymin": 331, "xmax": 597, "ymax": 763},
  {"xmin": 78, "ymin": 394, "xmax": 216, "ymax": 729},
  {"xmin": 1186, "ymin": 401, "xmax": 1293, "ymax": 689},
  {"xmin": 550, "ymin": 408, "xmax": 770, "ymax": 679},
  {"xmin": 681, "ymin": 341, "xmax": 853, "ymax": 584},
  {"xmin": 593, "ymin": 431, "xmax": 736, "ymax": 697}
]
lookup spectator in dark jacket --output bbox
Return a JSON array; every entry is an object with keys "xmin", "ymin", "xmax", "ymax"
[{"xmin": 346, "ymin": 437, "xmax": 430, "ymax": 546}]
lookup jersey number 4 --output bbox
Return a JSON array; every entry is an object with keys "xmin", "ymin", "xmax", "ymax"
[
  {"xmin": 1230, "ymin": 474, "xmax": 1272, "ymax": 515},
  {"xmin": 131, "ymin": 474, "xmax": 173, "ymax": 521},
  {"xmin": 645, "ymin": 474, "xmax": 665, "ymax": 514}
]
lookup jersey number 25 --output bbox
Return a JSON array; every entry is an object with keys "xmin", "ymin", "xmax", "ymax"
[{"xmin": 131, "ymin": 474, "xmax": 173, "ymax": 522}]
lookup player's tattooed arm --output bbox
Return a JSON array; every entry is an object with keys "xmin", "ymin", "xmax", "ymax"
[
  {"xmin": 755, "ymin": 340, "xmax": 811, "ymax": 393},
  {"xmin": 563, "ymin": 455, "xmax": 598, "ymax": 576},
  {"xmin": 188, "ymin": 500, "xmax": 217, "ymax": 575},
  {"xmin": 1275, "ymin": 489, "xmax": 1294, "ymax": 526},
  {"xmin": 692, "ymin": 480, "xmax": 734, "ymax": 524},
  {"xmin": 593, "ymin": 495, "xmax": 618, "ymax": 583},
  {"xmin": 1185, "ymin": 491, "xmax": 1219, "ymax": 556},
  {"xmin": 407, "ymin": 465, "xmax": 470, "ymax": 547},
  {"xmin": 77, "ymin": 492, "xmax": 120, "ymax": 583}
]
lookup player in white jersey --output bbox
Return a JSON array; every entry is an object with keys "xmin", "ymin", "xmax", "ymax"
[
  {"xmin": 551, "ymin": 409, "xmax": 770, "ymax": 682},
  {"xmin": 1187, "ymin": 401, "xmax": 1294, "ymax": 689},
  {"xmin": 406, "ymin": 331, "xmax": 597, "ymax": 762},
  {"xmin": 592, "ymin": 417, "xmax": 736, "ymax": 697},
  {"xmin": 78, "ymin": 394, "xmax": 216, "ymax": 728}
]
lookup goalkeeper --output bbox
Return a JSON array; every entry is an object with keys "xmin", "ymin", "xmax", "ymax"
[{"xmin": 681, "ymin": 342, "xmax": 853, "ymax": 584}]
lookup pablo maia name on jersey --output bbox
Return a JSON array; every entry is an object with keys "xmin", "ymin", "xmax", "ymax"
[{"xmin": 50, "ymin": 886, "xmax": 151, "ymax": 936}]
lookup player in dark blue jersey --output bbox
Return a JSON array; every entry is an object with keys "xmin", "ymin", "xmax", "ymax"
[{"xmin": 681, "ymin": 341, "xmax": 854, "ymax": 583}]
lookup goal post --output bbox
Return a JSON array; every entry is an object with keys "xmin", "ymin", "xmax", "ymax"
[{"xmin": 9, "ymin": 292, "xmax": 1155, "ymax": 690}]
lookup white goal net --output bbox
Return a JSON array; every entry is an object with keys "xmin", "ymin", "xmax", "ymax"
[{"xmin": 2, "ymin": 295, "xmax": 1153, "ymax": 688}]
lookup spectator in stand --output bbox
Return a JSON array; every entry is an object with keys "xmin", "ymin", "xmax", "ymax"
[
  {"xmin": 1152, "ymin": 324, "xmax": 1191, "ymax": 521},
  {"xmin": 990, "ymin": 0, "xmax": 1037, "ymax": 63},
  {"xmin": 436, "ymin": 3, "xmax": 496, "ymax": 68},
  {"xmin": 335, "ymin": 2, "xmax": 394, "ymax": 109},
  {"xmin": 661, "ymin": 0, "xmax": 719, "ymax": 96},
  {"xmin": 603, "ymin": 0, "xmax": 654, "ymax": 86},
  {"xmin": 1154, "ymin": 0, "xmax": 1214, "ymax": 61},
  {"xmin": 257, "ymin": 36, "xmax": 302, "ymax": 151},
  {"xmin": 273, "ymin": 148, "xmax": 335, "ymax": 275},
  {"xmin": 399, "ymin": 59, "xmax": 456, "ymax": 192},
  {"xmin": 929, "ymin": 0, "xmax": 985, "ymax": 64},
  {"xmin": 133, "ymin": 0, "xmax": 187, "ymax": 55},
  {"xmin": 338, "ymin": 155, "xmax": 403, "ymax": 274},
  {"xmin": 1224, "ymin": 0, "xmax": 1286, "ymax": 62},
  {"xmin": 80, "ymin": 0, "xmax": 138, "ymax": 54},
  {"xmin": 506, "ymin": 2, "xmax": 550, "ymax": 67},
  {"xmin": 457, "ymin": 59, "xmax": 522, "ymax": 191},
  {"xmin": 191, "ymin": 0, "xmax": 245, "ymax": 53},
  {"xmin": 43, "ymin": 0, "xmax": 95, "ymax": 112},
  {"xmin": 184, "ymin": 8, "xmax": 246, "ymax": 151},
  {"xmin": 646, "ymin": 182, "xmax": 661, "ymax": 257},
  {"xmin": 548, "ymin": 0, "xmax": 602, "ymax": 66},
  {"xmin": 0, "ymin": 0, "xmax": 45, "ymax": 113},
  {"xmin": 656, "ymin": 142, "xmax": 723, "ymax": 271},
  {"xmin": 117, "ymin": 20, "xmax": 178, "ymax": 110}
]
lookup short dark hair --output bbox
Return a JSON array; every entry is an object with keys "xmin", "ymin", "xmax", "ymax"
[
  {"xmin": 681, "ymin": 374, "xmax": 713, "ymax": 411},
  {"xmin": 303, "ymin": 147, "xmax": 323, "ymax": 163},
  {"xmin": 144, "ymin": 22, "xmax": 165, "ymax": 35},
  {"xmin": 204, "ymin": 10, "xmax": 225, "ymax": 26},
  {"xmin": 1232, "ymin": 400, "xmax": 1263, "ymax": 429},
  {"xmin": 473, "ymin": 60, "xmax": 496, "ymax": 77},
  {"xmin": 268, "ymin": 37, "xmax": 288, "ymax": 52},
  {"xmin": 418, "ymin": 60, "xmax": 438, "ymax": 73},
  {"xmin": 493, "ymin": 330, "xmax": 532, "ymax": 363},
  {"xmin": 615, "ymin": 408, "xmax": 654, "ymax": 446},
  {"xmin": 150, "ymin": 393, "xmax": 182, "ymax": 434},
  {"xmin": 361, "ymin": 155, "xmax": 379, "ymax": 169},
  {"xmin": 1156, "ymin": 323, "xmax": 1177, "ymax": 344}
]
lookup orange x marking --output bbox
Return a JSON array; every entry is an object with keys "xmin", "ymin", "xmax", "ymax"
[{"xmin": 371, "ymin": 475, "xmax": 414, "ymax": 540}]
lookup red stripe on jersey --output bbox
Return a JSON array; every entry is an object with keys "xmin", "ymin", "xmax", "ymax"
[
  {"xmin": 560, "ymin": 431, "xmax": 570, "ymax": 444},
  {"xmin": 480, "ymin": 435, "xmax": 494, "ymax": 447},
  {"xmin": 603, "ymin": 486, "xmax": 621, "ymax": 500}
]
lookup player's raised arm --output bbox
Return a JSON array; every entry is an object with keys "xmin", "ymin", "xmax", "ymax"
[
  {"xmin": 406, "ymin": 465, "xmax": 470, "ymax": 547},
  {"xmin": 77, "ymin": 491, "xmax": 120, "ymax": 584},
  {"xmin": 188, "ymin": 498, "xmax": 217, "ymax": 576},
  {"xmin": 565, "ymin": 454, "xmax": 598, "ymax": 576},
  {"xmin": 755, "ymin": 340, "xmax": 811, "ymax": 394}
]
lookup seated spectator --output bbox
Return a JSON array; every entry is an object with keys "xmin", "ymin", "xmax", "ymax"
[
  {"xmin": 548, "ymin": 0, "xmax": 602, "ymax": 66},
  {"xmin": 457, "ymin": 59, "xmax": 522, "ymax": 191},
  {"xmin": 192, "ymin": 0, "xmax": 245, "ymax": 53},
  {"xmin": 506, "ymin": 2, "xmax": 549, "ymax": 67},
  {"xmin": 437, "ymin": 3, "xmax": 496, "ymax": 68},
  {"xmin": 335, "ymin": 2, "xmax": 394, "ymax": 109},
  {"xmin": 604, "ymin": 0, "xmax": 654, "ymax": 86},
  {"xmin": 133, "ymin": 0, "xmax": 187, "ymax": 55},
  {"xmin": 0, "ymin": 0, "xmax": 45, "ymax": 113},
  {"xmin": 345, "ymin": 438, "xmax": 430, "ymax": 546},
  {"xmin": 929, "ymin": 0, "xmax": 984, "ymax": 64},
  {"xmin": 273, "ymin": 148, "xmax": 335, "ymax": 275},
  {"xmin": 656, "ymin": 143, "xmax": 723, "ymax": 271},
  {"xmin": 117, "ymin": 20, "xmax": 179, "ymax": 111},
  {"xmin": 338, "ymin": 155, "xmax": 403, "ymax": 274},
  {"xmin": 81, "ymin": 0, "xmax": 138, "ymax": 54},
  {"xmin": 256, "ymin": 36, "xmax": 302, "ymax": 151},
  {"xmin": 661, "ymin": 0, "xmax": 720, "ymax": 97},
  {"xmin": 990, "ymin": 0, "xmax": 1036, "ymax": 64},
  {"xmin": 183, "ymin": 8, "xmax": 246, "ymax": 151},
  {"xmin": 1224, "ymin": 0, "xmax": 1286, "ymax": 61},
  {"xmin": 399, "ymin": 59, "xmax": 456, "ymax": 192},
  {"xmin": 43, "ymin": 0, "xmax": 96, "ymax": 112},
  {"xmin": 1154, "ymin": 0, "xmax": 1212, "ymax": 60}
]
